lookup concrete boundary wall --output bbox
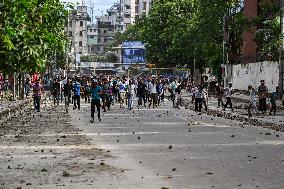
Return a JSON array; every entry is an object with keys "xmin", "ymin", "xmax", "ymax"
[{"xmin": 232, "ymin": 61, "xmax": 279, "ymax": 92}]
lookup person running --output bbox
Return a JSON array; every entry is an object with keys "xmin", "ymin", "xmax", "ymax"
[
  {"xmin": 73, "ymin": 79, "xmax": 81, "ymax": 110},
  {"xmin": 126, "ymin": 80, "xmax": 136, "ymax": 110},
  {"xmin": 52, "ymin": 78, "xmax": 60, "ymax": 106},
  {"xmin": 32, "ymin": 79, "xmax": 44, "ymax": 112},
  {"xmin": 258, "ymin": 80, "xmax": 268, "ymax": 114},
  {"xmin": 269, "ymin": 86, "xmax": 279, "ymax": 115},
  {"xmin": 63, "ymin": 78, "xmax": 73, "ymax": 113},
  {"xmin": 223, "ymin": 82, "xmax": 233, "ymax": 111},
  {"xmin": 90, "ymin": 79, "xmax": 102, "ymax": 123}
]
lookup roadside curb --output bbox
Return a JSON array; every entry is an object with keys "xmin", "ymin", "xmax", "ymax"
[{"xmin": 181, "ymin": 98, "xmax": 284, "ymax": 132}]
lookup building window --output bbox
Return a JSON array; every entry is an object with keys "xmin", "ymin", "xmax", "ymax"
[
  {"xmin": 98, "ymin": 38, "xmax": 101, "ymax": 42},
  {"xmin": 80, "ymin": 21, "xmax": 83, "ymax": 27},
  {"xmin": 108, "ymin": 28, "xmax": 113, "ymax": 31},
  {"xmin": 89, "ymin": 29, "xmax": 92, "ymax": 32},
  {"xmin": 104, "ymin": 38, "xmax": 107, "ymax": 42},
  {"xmin": 79, "ymin": 41, "xmax": 82, "ymax": 46},
  {"xmin": 98, "ymin": 29, "xmax": 101, "ymax": 33},
  {"xmin": 125, "ymin": 5, "xmax": 130, "ymax": 9},
  {"xmin": 135, "ymin": 0, "xmax": 139, "ymax": 5},
  {"xmin": 104, "ymin": 30, "xmax": 107, "ymax": 33},
  {"xmin": 94, "ymin": 29, "xmax": 97, "ymax": 32},
  {"xmin": 79, "ymin": 31, "xmax": 83, "ymax": 36},
  {"xmin": 69, "ymin": 31, "xmax": 72, "ymax": 37},
  {"xmin": 90, "ymin": 35, "xmax": 94, "ymax": 39},
  {"xmin": 143, "ymin": 2, "xmax": 147, "ymax": 10},
  {"xmin": 135, "ymin": 6, "xmax": 139, "ymax": 14}
]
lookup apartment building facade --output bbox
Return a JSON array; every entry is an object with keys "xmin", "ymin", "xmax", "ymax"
[
  {"xmin": 66, "ymin": 6, "xmax": 88, "ymax": 55},
  {"xmin": 87, "ymin": 24, "xmax": 98, "ymax": 55},
  {"xmin": 131, "ymin": 0, "xmax": 153, "ymax": 24}
]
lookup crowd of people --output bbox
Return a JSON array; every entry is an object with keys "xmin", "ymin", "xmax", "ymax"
[{"xmin": 30, "ymin": 74, "xmax": 281, "ymax": 122}]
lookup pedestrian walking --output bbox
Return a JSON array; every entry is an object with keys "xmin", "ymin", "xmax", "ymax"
[
  {"xmin": 258, "ymin": 80, "xmax": 268, "ymax": 114},
  {"xmin": 223, "ymin": 82, "xmax": 233, "ymax": 111},
  {"xmin": 32, "ymin": 79, "xmax": 44, "ymax": 112},
  {"xmin": 90, "ymin": 80, "xmax": 102, "ymax": 123},
  {"xmin": 269, "ymin": 87, "xmax": 279, "ymax": 115},
  {"xmin": 137, "ymin": 79, "xmax": 147, "ymax": 107},
  {"xmin": 73, "ymin": 79, "xmax": 81, "ymax": 110}
]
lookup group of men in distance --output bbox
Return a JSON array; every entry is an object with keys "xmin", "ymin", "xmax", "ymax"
[
  {"xmin": 48, "ymin": 75, "xmax": 186, "ymax": 123},
  {"xmin": 214, "ymin": 79, "xmax": 279, "ymax": 117},
  {"xmin": 31, "ymin": 74, "xmax": 280, "ymax": 122}
]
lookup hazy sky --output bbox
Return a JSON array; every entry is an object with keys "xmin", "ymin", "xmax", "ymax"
[{"xmin": 61, "ymin": 0, "xmax": 118, "ymax": 16}]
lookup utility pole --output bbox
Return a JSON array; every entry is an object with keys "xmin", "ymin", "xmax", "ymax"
[{"xmin": 280, "ymin": 0, "xmax": 284, "ymax": 106}]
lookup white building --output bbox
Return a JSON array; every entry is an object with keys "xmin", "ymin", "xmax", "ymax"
[
  {"xmin": 66, "ymin": 6, "xmax": 88, "ymax": 55},
  {"xmin": 87, "ymin": 24, "xmax": 98, "ymax": 55},
  {"xmin": 131, "ymin": 0, "xmax": 153, "ymax": 24}
]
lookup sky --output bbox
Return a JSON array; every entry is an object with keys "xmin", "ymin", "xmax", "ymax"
[{"xmin": 61, "ymin": 0, "xmax": 118, "ymax": 17}]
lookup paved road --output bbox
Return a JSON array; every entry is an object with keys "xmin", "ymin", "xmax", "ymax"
[{"xmin": 70, "ymin": 99, "xmax": 284, "ymax": 189}]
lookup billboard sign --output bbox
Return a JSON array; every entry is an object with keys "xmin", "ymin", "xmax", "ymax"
[{"xmin": 121, "ymin": 41, "xmax": 146, "ymax": 65}]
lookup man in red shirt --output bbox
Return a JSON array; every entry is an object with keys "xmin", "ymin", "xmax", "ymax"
[{"xmin": 33, "ymin": 79, "xmax": 44, "ymax": 112}]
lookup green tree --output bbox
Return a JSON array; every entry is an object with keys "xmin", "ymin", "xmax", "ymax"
[{"xmin": 0, "ymin": 0, "xmax": 72, "ymax": 74}]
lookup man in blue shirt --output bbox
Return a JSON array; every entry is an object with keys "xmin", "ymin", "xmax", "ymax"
[
  {"xmin": 73, "ymin": 79, "xmax": 81, "ymax": 110},
  {"xmin": 90, "ymin": 79, "xmax": 102, "ymax": 123}
]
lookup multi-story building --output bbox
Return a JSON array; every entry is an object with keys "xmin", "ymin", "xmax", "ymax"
[
  {"xmin": 120, "ymin": 0, "xmax": 132, "ymax": 31},
  {"xmin": 131, "ymin": 0, "xmax": 153, "ymax": 24},
  {"xmin": 87, "ymin": 24, "xmax": 98, "ymax": 55},
  {"xmin": 66, "ymin": 6, "xmax": 88, "ymax": 55}
]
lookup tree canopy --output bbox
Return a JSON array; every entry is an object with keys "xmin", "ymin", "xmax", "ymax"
[
  {"xmin": 0, "ymin": 0, "xmax": 72, "ymax": 74},
  {"xmin": 113, "ymin": 0, "xmax": 281, "ymax": 79}
]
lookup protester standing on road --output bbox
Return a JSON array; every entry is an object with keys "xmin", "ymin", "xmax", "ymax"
[
  {"xmin": 73, "ymin": 79, "xmax": 81, "ymax": 110},
  {"xmin": 137, "ymin": 79, "xmax": 147, "ymax": 107},
  {"xmin": 258, "ymin": 80, "xmax": 268, "ymax": 114},
  {"xmin": 90, "ymin": 80, "xmax": 102, "ymax": 123},
  {"xmin": 215, "ymin": 83, "xmax": 224, "ymax": 108},
  {"xmin": 269, "ymin": 86, "xmax": 279, "ymax": 115},
  {"xmin": 24, "ymin": 77, "xmax": 31, "ymax": 99},
  {"xmin": 194, "ymin": 86, "xmax": 204, "ymax": 112},
  {"xmin": 148, "ymin": 79, "xmax": 158, "ymax": 108},
  {"xmin": 33, "ymin": 79, "xmax": 44, "ymax": 112},
  {"xmin": 63, "ymin": 78, "xmax": 73, "ymax": 112},
  {"xmin": 223, "ymin": 82, "xmax": 233, "ymax": 111},
  {"xmin": 248, "ymin": 85, "xmax": 258, "ymax": 118},
  {"xmin": 119, "ymin": 79, "xmax": 127, "ymax": 108},
  {"xmin": 52, "ymin": 78, "xmax": 60, "ymax": 106},
  {"xmin": 126, "ymin": 80, "xmax": 136, "ymax": 110}
]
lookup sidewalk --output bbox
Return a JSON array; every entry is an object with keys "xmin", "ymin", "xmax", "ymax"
[
  {"xmin": 0, "ymin": 99, "xmax": 31, "ymax": 121},
  {"xmin": 181, "ymin": 93, "xmax": 284, "ymax": 132}
]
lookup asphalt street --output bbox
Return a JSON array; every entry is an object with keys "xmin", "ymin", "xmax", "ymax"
[{"xmin": 71, "ymin": 99, "xmax": 284, "ymax": 189}]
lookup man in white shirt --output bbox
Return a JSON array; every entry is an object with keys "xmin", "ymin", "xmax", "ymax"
[
  {"xmin": 223, "ymin": 82, "xmax": 233, "ymax": 111},
  {"xmin": 148, "ymin": 79, "xmax": 158, "ymax": 108}
]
